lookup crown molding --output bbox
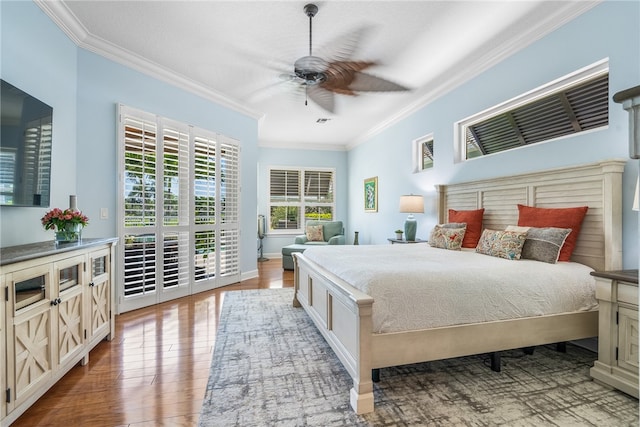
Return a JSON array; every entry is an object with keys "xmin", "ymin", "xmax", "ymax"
[{"xmin": 34, "ymin": 0, "xmax": 262, "ymax": 121}]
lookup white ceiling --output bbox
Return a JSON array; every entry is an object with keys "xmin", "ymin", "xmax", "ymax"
[{"xmin": 37, "ymin": 0, "xmax": 599, "ymax": 150}]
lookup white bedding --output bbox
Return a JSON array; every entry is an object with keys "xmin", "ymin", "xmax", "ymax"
[{"xmin": 301, "ymin": 244, "xmax": 597, "ymax": 334}]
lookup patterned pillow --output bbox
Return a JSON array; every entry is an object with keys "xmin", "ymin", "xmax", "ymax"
[
  {"xmin": 305, "ymin": 225, "xmax": 324, "ymax": 242},
  {"xmin": 429, "ymin": 225, "xmax": 466, "ymax": 250},
  {"xmin": 506, "ymin": 226, "xmax": 571, "ymax": 264},
  {"xmin": 475, "ymin": 229, "xmax": 527, "ymax": 260},
  {"xmin": 428, "ymin": 222, "xmax": 466, "ymax": 246}
]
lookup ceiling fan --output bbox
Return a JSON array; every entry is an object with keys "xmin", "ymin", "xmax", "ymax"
[{"xmin": 284, "ymin": 3, "xmax": 409, "ymax": 113}]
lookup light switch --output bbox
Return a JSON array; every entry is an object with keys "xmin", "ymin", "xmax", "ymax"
[{"xmin": 100, "ymin": 208, "xmax": 108, "ymax": 219}]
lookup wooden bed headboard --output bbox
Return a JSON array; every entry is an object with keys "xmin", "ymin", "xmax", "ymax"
[{"xmin": 436, "ymin": 159, "xmax": 625, "ymax": 271}]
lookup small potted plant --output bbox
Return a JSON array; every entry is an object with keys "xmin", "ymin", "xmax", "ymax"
[{"xmin": 395, "ymin": 229, "xmax": 403, "ymax": 240}]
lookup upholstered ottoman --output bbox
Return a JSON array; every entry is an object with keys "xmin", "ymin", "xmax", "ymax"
[{"xmin": 281, "ymin": 244, "xmax": 308, "ymax": 270}]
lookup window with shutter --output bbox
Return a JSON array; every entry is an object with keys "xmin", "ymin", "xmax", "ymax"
[
  {"xmin": 268, "ymin": 167, "xmax": 335, "ymax": 233},
  {"xmin": 412, "ymin": 134, "xmax": 434, "ymax": 172},
  {"xmin": 458, "ymin": 60, "xmax": 608, "ymax": 161},
  {"xmin": 118, "ymin": 105, "xmax": 240, "ymax": 312}
]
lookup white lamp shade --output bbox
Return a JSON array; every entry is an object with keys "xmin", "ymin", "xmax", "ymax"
[
  {"xmin": 634, "ymin": 177, "xmax": 639, "ymax": 211},
  {"xmin": 399, "ymin": 195, "xmax": 424, "ymax": 213}
]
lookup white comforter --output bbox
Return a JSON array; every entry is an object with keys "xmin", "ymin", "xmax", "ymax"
[{"xmin": 301, "ymin": 244, "xmax": 597, "ymax": 334}]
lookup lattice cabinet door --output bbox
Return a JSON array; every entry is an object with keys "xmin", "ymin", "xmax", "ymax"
[
  {"xmin": 5, "ymin": 263, "xmax": 54, "ymax": 413},
  {"xmin": 54, "ymin": 255, "xmax": 86, "ymax": 369},
  {"xmin": 87, "ymin": 247, "xmax": 111, "ymax": 345}
]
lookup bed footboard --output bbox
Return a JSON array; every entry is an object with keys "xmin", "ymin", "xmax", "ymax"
[{"xmin": 293, "ymin": 252, "xmax": 376, "ymax": 414}]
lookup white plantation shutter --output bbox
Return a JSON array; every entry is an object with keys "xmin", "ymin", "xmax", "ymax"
[
  {"xmin": 303, "ymin": 170, "xmax": 333, "ymax": 202},
  {"xmin": 117, "ymin": 105, "xmax": 241, "ymax": 312},
  {"xmin": 268, "ymin": 167, "xmax": 334, "ymax": 232},
  {"xmin": 192, "ymin": 131, "xmax": 241, "ymax": 286},
  {"xmin": 193, "ymin": 134, "xmax": 217, "ymax": 282},
  {"xmin": 162, "ymin": 231, "xmax": 189, "ymax": 290},
  {"xmin": 193, "ymin": 135, "xmax": 216, "ymax": 226},
  {"xmin": 160, "ymin": 122, "xmax": 190, "ymax": 295},
  {"xmin": 219, "ymin": 138, "xmax": 240, "ymax": 280},
  {"xmin": 123, "ymin": 116, "xmax": 157, "ymax": 227},
  {"xmin": 270, "ymin": 169, "xmax": 300, "ymax": 202},
  {"xmin": 122, "ymin": 114, "xmax": 157, "ymax": 300},
  {"xmin": 162, "ymin": 125, "xmax": 189, "ymax": 226}
]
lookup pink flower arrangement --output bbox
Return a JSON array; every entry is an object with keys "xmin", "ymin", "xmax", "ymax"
[{"xmin": 41, "ymin": 208, "xmax": 89, "ymax": 231}]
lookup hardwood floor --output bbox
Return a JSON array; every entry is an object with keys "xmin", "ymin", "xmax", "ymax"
[{"xmin": 11, "ymin": 259, "xmax": 293, "ymax": 427}]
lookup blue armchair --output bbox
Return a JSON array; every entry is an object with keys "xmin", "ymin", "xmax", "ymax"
[
  {"xmin": 294, "ymin": 220, "xmax": 345, "ymax": 245},
  {"xmin": 282, "ymin": 220, "xmax": 345, "ymax": 270}
]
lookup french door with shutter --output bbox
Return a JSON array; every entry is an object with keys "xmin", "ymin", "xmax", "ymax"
[{"xmin": 117, "ymin": 105, "xmax": 240, "ymax": 313}]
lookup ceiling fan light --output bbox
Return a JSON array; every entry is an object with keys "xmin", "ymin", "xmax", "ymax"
[{"xmin": 294, "ymin": 55, "xmax": 328, "ymax": 84}]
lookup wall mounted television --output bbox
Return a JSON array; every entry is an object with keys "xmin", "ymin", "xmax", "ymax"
[{"xmin": 0, "ymin": 79, "xmax": 53, "ymax": 207}]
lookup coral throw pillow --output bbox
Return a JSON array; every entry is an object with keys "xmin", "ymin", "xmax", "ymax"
[
  {"xmin": 448, "ymin": 208, "xmax": 485, "ymax": 248},
  {"xmin": 516, "ymin": 204, "xmax": 588, "ymax": 262}
]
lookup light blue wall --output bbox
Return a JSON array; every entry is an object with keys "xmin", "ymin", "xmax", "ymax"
[
  {"xmin": 1, "ymin": 2, "xmax": 260, "ymax": 276},
  {"xmin": 75, "ymin": 49, "xmax": 259, "ymax": 275},
  {"xmin": 347, "ymin": 0, "xmax": 640, "ymax": 268},
  {"xmin": 258, "ymin": 147, "xmax": 348, "ymax": 257},
  {"xmin": 0, "ymin": 1, "xmax": 78, "ymax": 246}
]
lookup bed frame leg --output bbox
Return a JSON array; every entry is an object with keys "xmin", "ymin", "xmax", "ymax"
[
  {"xmin": 372, "ymin": 369, "xmax": 380, "ymax": 383},
  {"xmin": 490, "ymin": 352, "xmax": 501, "ymax": 372},
  {"xmin": 556, "ymin": 342, "xmax": 567, "ymax": 353},
  {"xmin": 523, "ymin": 346, "xmax": 535, "ymax": 355},
  {"xmin": 350, "ymin": 386, "xmax": 374, "ymax": 414}
]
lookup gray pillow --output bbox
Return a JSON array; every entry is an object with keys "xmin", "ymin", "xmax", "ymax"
[{"xmin": 507, "ymin": 226, "xmax": 571, "ymax": 264}]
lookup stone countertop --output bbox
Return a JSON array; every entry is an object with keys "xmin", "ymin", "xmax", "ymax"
[{"xmin": 0, "ymin": 237, "xmax": 119, "ymax": 266}]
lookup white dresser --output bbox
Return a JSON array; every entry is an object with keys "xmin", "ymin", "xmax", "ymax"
[
  {"xmin": 590, "ymin": 270, "xmax": 639, "ymax": 398},
  {"xmin": 0, "ymin": 238, "xmax": 117, "ymax": 427}
]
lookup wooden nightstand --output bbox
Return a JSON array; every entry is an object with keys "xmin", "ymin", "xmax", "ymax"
[
  {"xmin": 589, "ymin": 269, "xmax": 638, "ymax": 398},
  {"xmin": 387, "ymin": 238, "xmax": 428, "ymax": 244}
]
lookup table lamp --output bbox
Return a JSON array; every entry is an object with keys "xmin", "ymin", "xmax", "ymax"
[{"xmin": 399, "ymin": 194, "xmax": 424, "ymax": 241}]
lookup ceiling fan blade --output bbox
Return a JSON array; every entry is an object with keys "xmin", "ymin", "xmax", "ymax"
[
  {"xmin": 321, "ymin": 61, "xmax": 375, "ymax": 94},
  {"xmin": 348, "ymin": 72, "xmax": 409, "ymax": 92},
  {"xmin": 279, "ymin": 73, "xmax": 299, "ymax": 83},
  {"xmin": 307, "ymin": 85, "xmax": 335, "ymax": 113},
  {"xmin": 316, "ymin": 26, "xmax": 373, "ymax": 63}
]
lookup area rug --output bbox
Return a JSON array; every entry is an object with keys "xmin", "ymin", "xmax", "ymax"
[{"xmin": 199, "ymin": 289, "xmax": 638, "ymax": 426}]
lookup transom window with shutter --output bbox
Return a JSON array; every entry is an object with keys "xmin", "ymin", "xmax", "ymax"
[
  {"xmin": 269, "ymin": 167, "xmax": 335, "ymax": 233},
  {"xmin": 413, "ymin": 133, "xmax": 434, "ymax": 172},
  {"xmin": 457, "ymin": 59, "xmax": 609, "ymax": 161}
]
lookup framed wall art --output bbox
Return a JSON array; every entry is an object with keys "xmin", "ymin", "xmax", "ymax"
[{"xmin": 364, "ymin": 176, "xmax": 378, "ymax": 212}]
